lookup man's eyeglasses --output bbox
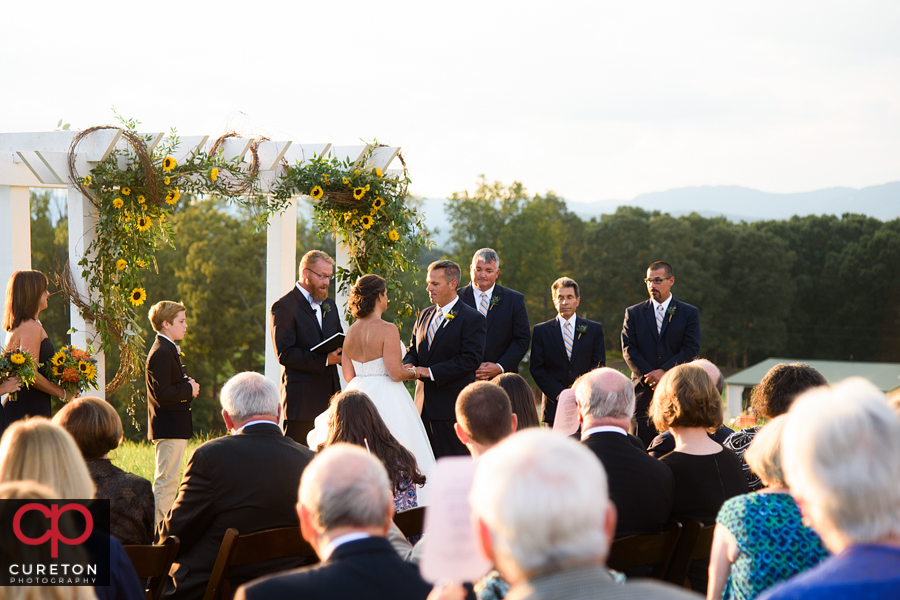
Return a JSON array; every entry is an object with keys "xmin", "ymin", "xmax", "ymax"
[
  {"xmin": 644, "ymin": 277, "xmax": 671, "ymax": 284},
  {"xmin": 305, "ymin": 268, "xmax": 332, "ymax": 281}
]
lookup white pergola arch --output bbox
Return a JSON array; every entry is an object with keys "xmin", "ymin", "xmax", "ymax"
[{"xmin": 0, "ymin": 130, "xmax": 403, "ymax": 398}]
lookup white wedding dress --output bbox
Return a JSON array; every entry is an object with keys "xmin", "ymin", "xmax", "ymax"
[{"xmin": 307, "ymin": 357, "xmax": 435, "ymax": 505}]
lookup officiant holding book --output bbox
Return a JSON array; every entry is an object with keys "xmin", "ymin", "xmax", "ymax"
[{"xmin": 270, "ymin": 250, "xmax": 343, "ymax": 446}]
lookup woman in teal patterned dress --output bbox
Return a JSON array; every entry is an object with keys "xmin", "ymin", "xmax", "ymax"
[{"xmin": 708, "ymin": 416, "xmax": 829, "ymax": 600}]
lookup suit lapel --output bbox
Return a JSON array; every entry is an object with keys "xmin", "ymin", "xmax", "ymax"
[
  {"xmin": 643, "ymin": 300, "xmax": 660, "ymax": 341},
  {"xmin": 426, "ymin": 306, "xmax": 454, "ymax": 357},
  {"xmin": 484, "ymin": 285, "xmax": 502, "ymax": 328},
  {"xmin": 549, "ymin": 318, "xmax": 568, "ymax": 362},
  {"xmin": 293, "ymin": 287, "xmax": 323, "ymax": 336},
  {"xmin": 459, "ymin": 285, "xmax": 476, "ymax": 310}
]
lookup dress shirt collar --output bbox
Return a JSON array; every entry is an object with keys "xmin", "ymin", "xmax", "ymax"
[
  {"xmin": 437, "ymin": 295, "xmax": 460, "ymax": 314},
  {"xmin": 557, "ymin": 313, "xmax": 578, "ymax": 329},
  {"xmin": 322, "ymin": 532, "xmax": 370, "ymax": 560},
  {"xmin": 651, "ymin": 295, "xmax": 673, "ymax": 315},
  {"xmin": 236, "ymin": 419, "xmax": 279, "ymax": 433},
  {"xmin": 157, "ymin": 334, "xmax": 180, "ymax": 354},
  {"xmin": 582, "ymin": 425, "xmax": 628, "ymax": 440},
  {"xmin": 473, "ymin": 284, "xmax": 495, "ymax": 301},
  {"xmin": 296, "ymin": 282, "xmax": 320, "ymax": 306}
]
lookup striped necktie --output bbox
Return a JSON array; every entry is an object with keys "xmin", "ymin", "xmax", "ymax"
[
  {"xmin": 563, "ymin": 322, "xmax": 573, "ymax": 360},
  {"xmin": 427, "ymin": 310, "xmax": 444, "ymax": 348},
  {"xmin": 478, "ymin": 292, "xmax": 489, "ymax": 316},
  {"xmin": 656, "ymin": 304, "xmax": 664, "ymax": 334}
]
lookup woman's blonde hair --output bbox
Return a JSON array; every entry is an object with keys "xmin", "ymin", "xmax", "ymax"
[
  {"xmin": 744, "ymin": 414, "xmax": 789, "ymax": 488},
  {"xmin": 649, "ymin": 363, "xmax": 723, "ymax": 432},
  {"xmin": 0, "ymin": 417, "xmax": 95, "ymax": 500}
]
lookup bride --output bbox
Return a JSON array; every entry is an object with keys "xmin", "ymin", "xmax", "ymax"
[{"xmin": 307, "ymin": 274, "xmax": 436, "ymax": 502}]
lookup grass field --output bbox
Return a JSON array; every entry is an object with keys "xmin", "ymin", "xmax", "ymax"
[{"xmin": 113, "ymin": 433, "xmax": 222, "ymax": 483}]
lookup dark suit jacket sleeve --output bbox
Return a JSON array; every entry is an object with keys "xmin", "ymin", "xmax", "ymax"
[
  {"xmin": 529, "ymin": 325, "xmax": 566, "ymax": 402},
  {"xmin": 659, "ymin": 303, "xmax": 701, "ymax": 372},
  {"xmin": 496, "ymin": 293, "xmax": 531, "ymax": 373},
  {"xmin": 621, "ymin": 306, "xmax": 654, "ymax": 377},
  {"xmin": 429, "ymin": 309, "xmax": 486, "ymax": 385},
  {"xmin": 157, "ymin": 447, "xmax": 213, "ymax": 553},
  {"xmin": 270, "ymin": 298, "xmax": 328, "ymax": 374},
  {"xmin": 591, "ymin": 322, "xmax": 606, "ymax": 370},
  {"xmin": 147, "ymin": 345, "xmax": 192, "ymax": 405}
]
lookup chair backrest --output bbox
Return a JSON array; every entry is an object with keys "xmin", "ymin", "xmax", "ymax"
[
  {"xmin": 203, "ymin": 526, "xmax": 318, "ymax": 600},
  {"xmin": 665, "ymin": 521, "xmax": 716, "ymax": 587},
  {"xmin": 123, "ymin": 536, "xmax": 180, "ymax": 600},
  {"xmin": 393, "ymin": 506, "xmax": 427, "ymax": 538},
  {"xmin": 606, "ymin": 521, "xmax": 682, "ymax": 580}
]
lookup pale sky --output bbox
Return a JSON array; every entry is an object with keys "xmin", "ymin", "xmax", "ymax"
[{"xmin": 3, "ymin": 1, "xmax": 898, "ymax": 203}]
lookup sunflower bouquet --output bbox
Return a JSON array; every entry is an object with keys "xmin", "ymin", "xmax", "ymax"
[
  {"xmin": 42, "ymin": 345, "xmax": 99, "ymax": 401},
  {"xmin": 0, "ymin": 348, "xmax": 39, "ymax": 401}
]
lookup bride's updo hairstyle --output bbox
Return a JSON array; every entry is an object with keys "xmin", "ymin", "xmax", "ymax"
[{"xmin": 349, "ymin": 274, "xmax": 387, "ymax": 319}]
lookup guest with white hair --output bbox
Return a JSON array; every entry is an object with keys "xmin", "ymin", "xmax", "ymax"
[
  {"xmin": 759, "ymin": 378, "xmax": 900, "ymax": 599},
  {"xmin": 469, "ymin": 429, "xmax": 697, "ymax": 600}
]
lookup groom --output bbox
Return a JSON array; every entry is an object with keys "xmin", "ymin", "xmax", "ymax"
[{"xmin": 404, "ymin": 260, "xmax": 486, "ymax": 458}]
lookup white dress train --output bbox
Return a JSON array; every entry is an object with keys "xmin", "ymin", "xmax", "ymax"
[{"xmin": 307, "ymin": 358, "xmax": 435, "ymax": 505}]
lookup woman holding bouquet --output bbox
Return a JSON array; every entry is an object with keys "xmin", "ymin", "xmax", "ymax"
[{"xmin": 2, "ymin": 270, "xmax": 66, "ymax": 422}]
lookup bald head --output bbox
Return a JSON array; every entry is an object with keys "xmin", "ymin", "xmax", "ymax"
[
  {"xmin": 574, "ymin": 368, "xmax": 635, "ymax": 421},
  {"xmin": 693, "ymin": 359, "xmax": 724, "ymax": 394}
]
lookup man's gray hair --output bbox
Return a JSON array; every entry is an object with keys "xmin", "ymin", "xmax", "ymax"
[
  {"xmin": 219, "ymin": 372, "xmax": 280, "ymax": 422},
  {"xmin": 693, "ymin": 358, "xmax": 725, "ymax": 394},
  {"xmin": 574, "ymin": 368, "xmax": 635, "ymax": 420},
  {"xmin": 782, "ymin": 377, "xmax": 900, "ymax": 546},
  {"xmin": 470, "ymin": 429, "xmax": 610, "ymax": 576},
  {"xmin": 472, "ymin": 248, "xmax": 500, "ymax": 268},
  {"xmin": 299, "ymin": 443, "xmax": 392, "ymax": 533}
]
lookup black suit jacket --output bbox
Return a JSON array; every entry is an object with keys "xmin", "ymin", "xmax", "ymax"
[
  {"xmin": 270, "ymin": 286, "xmax": 343, "ymax": 421},
  {"xmin": 582, "ymin": 431, "xmax": 674, "ymax": 538},
  {"xmin": 621, "ymin": 298, "xmax": 701, "ymax": 411},
  {"xmin": 147, "ymin": 336, "xmax": 193, "ymax": 440},
  {"xmin": 158, "ymin": 423, "xmax": 316, "ymax": 600},
  {"xmin": 457, "ymin": 283, "xmax": 530, "ymax": 373},
  {"xmin": 529, "ymin": 316, "xmax": 605, "ymax": 426},
  {"xmin": 403, "ymin": 301, "xmax": 486, "ymax": 421},
  {"xmin": 235, "ymin": 537, "xmax": 432, "ymax": 600}
]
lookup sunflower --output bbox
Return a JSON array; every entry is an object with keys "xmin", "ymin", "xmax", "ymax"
[
  {"xmin": 52, "ymin": 365, "xmax": 64, "ymax": 376},
  {"xmin": 375, "ymin": 168, "xmax": 383, "ymax": 177},
  {"xmin": 360, "ymin": 215, "xmax": 374, "ymax": 230},
  {"xmin": 365, "ymin": 184, "xmax": 370, "ymax": 191},
  {"xmin": 116, "ymin": 259, "xmax": 127, "ymax": 271},
  {"xmin": 9, "ymin": 352, "xmax": 25, "ymax": 365},
  {"xmin": 342, "ymin": 177, "xmax": 349, "ymax": 185},
  {"xmin": 209, "ymin": 168, "xmax": 218, "ymax": 182},
  {"xmin": 121, "ymin": 187, "xmax": 131, "ymax": 196},
  {"xmin": 353, "ymin": 187, "xmax": 365, "ymax": 200},
  {"xmin": 372, "ymin": 197, "xmax": 384, "ymax": 210},
  {"xmin": 129, "ymin": 288, "xmax": 147, "ymax": 306},
  {"xmin": 165, "ymin": 189, "xmax": 180, "ymax": 205},
  {"xmin": 164, "ymin": 176, "xmax": 171, "ymax": 185},
  {"xmin": 51, "ymin": 351, "xmax": 66, "ymax": 366},
  {"xmin": 138, "ymin": 195, "xmax": 146, "ymax": 204},
  {"xmin": 112, "ymin": 198, "xmax": 124, "ymax": 209},
  {"xmin": 137, "ymin": 260, "xmax": 147, "ymax": 268},
  {"xmin": 83, "ymin": 175, "xmax": 92, "ymax": 187},
  {"xmin": 137, "ymin": 216, "xmax": 151, "ymax": 231},
  {"xmin": 163, "ymin": 156, "xmax": 177, "ymax": 172},
  {"xmin": 83, "ymin": 363, "xmax": 97, "ymax": 380},
  {"xmin": 310, "ymin": 186, "xmax": 324, "ymax": 200},
  {"xmin": 388, "ymin": 229, "xmax": 400, "ymax": 242},
  {"xmin": 78, "ymin": 361, "xmax": 90, "ymax": 374}
]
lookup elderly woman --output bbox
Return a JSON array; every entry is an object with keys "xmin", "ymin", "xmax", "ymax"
[
  {"xmin": 649, "ymin": 363, "xmax": 748, "ymax": 593},
  {"xmin": 759, "ymin": 378, "xmax": 900, "ymax": 599},
  {"xmin": 708, "ymin": 416, "xmax": 829, "ymax": 600},
  {"xmin": 723, "ymin": 362, "xmax": 826, "ymax": 490},
  {"xmin": 492, "ymin": 373, "xmax": 540, "ymax": 430},
  {"xmin": 53, "ymin": 397, "xmax": 155, "ymax": 545},
  {"xmin": 0, "ymin": 418, "xmax": 144, "ymax": 600}
]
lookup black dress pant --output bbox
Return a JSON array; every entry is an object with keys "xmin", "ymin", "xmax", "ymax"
[{"xmin": 421, "ymin": 412, "xmax": 470, "ymax": 459}]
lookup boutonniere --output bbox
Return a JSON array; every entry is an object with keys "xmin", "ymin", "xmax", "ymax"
[
  {"xmin": 666, "ymin": 305, "xmax": 676, "ymax": 322},
  {"xmin": 322, "ymin": 303, "xmax": 332, "ymax": 314},
  {"xmin": 443, "ymin": 309, "xmax": 458, "ymax": 327},
  {"xmin": 576, "ymin": 324, "xmax": 588, "ymax": 339},
  {"xmin": 489, "ymin": 295, "xmax": 502, "ymax": 311}
]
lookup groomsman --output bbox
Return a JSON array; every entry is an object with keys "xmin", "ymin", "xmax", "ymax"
[
  {"xmin": 530, "ymin": 277, "xmax": 605, "ymax": 427},
  {"xmin": 457, "ymin": 248, "xmax": 531, "ymax": 379},
  {"xmin": 621, "ymin": 261, "xmax": 701, "ymax": 446},
  {"xmin": 404, "ymin": 260, "xmax": 486, "ymax": 458},
  {"xmin": 270, "ymin": 250, "xmax": 344, "ymax": 445}
]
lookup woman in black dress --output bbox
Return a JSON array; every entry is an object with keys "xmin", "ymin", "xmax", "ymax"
[{"xmin": 2, "ymin": 270, "xmax": 66, "ymax": 422}]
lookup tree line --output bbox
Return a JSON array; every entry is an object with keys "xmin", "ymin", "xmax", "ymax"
[{"xmin": 27, "ymin": 180, "xmax": 900, "ymax": 439}]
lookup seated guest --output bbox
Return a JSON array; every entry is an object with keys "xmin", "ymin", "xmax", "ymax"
[
  {"xmin": 708, "ymin": 415, "xmax": 829, "ymax": 600},
  {"xmin": 760, "ymin": 378, "xmax": 900, "ymax": 599},
  {"xmin": 158, "ymin": 372, "xmax": 315, "ymax": 600},
  {"xmin": 454, "ymin": 381, "xmax": 517, "ymax": 459},
  {"xmin": 492, "ymin": 373, "xmax": 540, "ymax": 430},
  {"xmin": 647, "ymin": 359, "xmax": 733, "ymax": 458},
  {"xmin": 0, "ymin": 418, "xmax": 144, "ymax": 600},
  {"xmin": 53, "ymin": 397, "xmax": 155, "ymax": 545},
  {"xmin": 649, "ymin": 363, "xmax": 748, "ymax": 593},
  {"xmin": 723, "ymin": 362, "xmax": 826, "ymax": 490},
  {"xmin": 317, "ymin": 389, "xmax": 427, "ymax": 510},
  {"xmin": 466, "ymin": 429, "xmax": 697, "ymax": 600},
  {"xmin": 575, "ymin": 367, "xmax": 674, "ymax": 538},
  {"xmin": 235, "ymin": 444, "xmax": 432, "ymax": 600}
]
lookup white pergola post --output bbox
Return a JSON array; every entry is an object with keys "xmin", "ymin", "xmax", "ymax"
[
  {"xmin": 264, "ymin": 199, "xmax": 299, "ymax": 384},
  {"xmin": 0, "ymin": 185, "xmax": 32, "ymax": 347}
]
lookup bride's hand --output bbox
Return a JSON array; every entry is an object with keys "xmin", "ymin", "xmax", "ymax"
[{"xmin": 404, "ymin": 365, "xmax": 419, "ymax": 381}]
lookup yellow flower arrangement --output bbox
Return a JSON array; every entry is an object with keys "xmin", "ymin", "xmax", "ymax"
[
  {"xmin": 10, "ymin": 351, "xmax": 26, "ymax": 365},
  {"xmin": 388, "ymin": 229, "xmax": 400, "ymax": 242},
  {"xmin": 310, "ymin": 186, "xmax": 324, "ymax": 200},
  {"xmin": 353, "ymin": 187, "xmax": 365, "ymax": 200},
  {"xmin": 372, "ymin": 197, "xmax": 384, "ymax": 210},
  {"xmin": 163, "ymin": 156, "xmax": 177, "ymax": 172},
  {"xmin": 121, "ymin": 187, "xmax": 131, "ymax": 196},
  {"xmin": 112, "ymin": 198, "xmax": 124, "ymax": 209},
  {"xmin": 210, "ymin": 168, "xmax": 218, "ymax": 182},
  {"xmin": 116, "ymin": 259, "xmax": 127, "ymax": 271},
  {"xmin": 360, "ymin": 215, "xmax": 374, "ymax": 230},
  {"xmin": 129, "ymin": 288, "xmax": 147, "ymax": 306},
  {"xmin": 137, "ymin": 216, "xmax": 151, "ymax": 231}
]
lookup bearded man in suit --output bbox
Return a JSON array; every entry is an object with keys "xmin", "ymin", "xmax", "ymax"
[
  {"xmin": 270, "ymin": 250, "xmax": 344, "ymax": 445},
  {"xmin": 529, "ymin": 277, "xmax": 605, "ymax": 427},
  {"xmin": 403, "ymin": 260, "xmax": 486, "ymax": 458},
  {"xmin": 622, "ymin": 261, "xmax": 701, "ymax": 447},
  {"xmin": 457, "ymin": 248, "xmax": 530, "ymax": 379}
]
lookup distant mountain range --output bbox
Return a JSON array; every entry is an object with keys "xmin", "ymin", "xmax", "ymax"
[{"xmin": 421, "ymin": 182, "xmax": 900, "ymax": 248}]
